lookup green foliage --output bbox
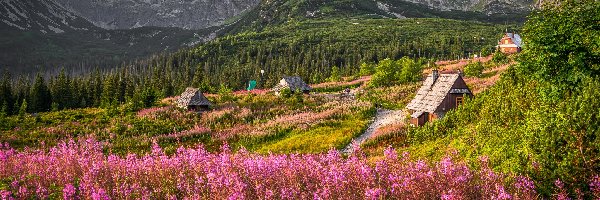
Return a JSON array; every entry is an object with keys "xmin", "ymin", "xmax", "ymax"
[
  {"xmin": 369, "ymin": 57, "xmax": 424, "ymax": 87},
  {"xmin": 359, "ymin": 62, "xmax": 375, "ymax": 76},
  {"xmin": 463, "ymin": 61, "xmax": 485, "ymax": 77},
  {"xmin": 526, "ymin": 78, "xmax": 600, "ymax": 194},
  {"xmin": 140, "ymin": 88, "xmax": 157, "ymax": 108},
  {"xmin": 51, "ymin": 69, "xmax": 74, "ymax": 109},
  {"xmin": 278, "ymin": 88, "xmax": 293, "ymax": 98},
  {"xmin": 327, "ymin": 66, "xmax": 342, "ymax": 82},
  {"xmin": 398, "ymin": 0, "xmax": 600, "ymax": 197},
  {"xmin": 0, "ymin": 71, "xmax": 14, "ymax": 115},
  {"xmin": 285, "ymin": 92, "xmax": 305, "ymax": 105},
  {"xmin": 370, "ymin": 59, "xmax": 399, "ymax": 87},
  {"xmin": 517, "ymin": 0, "xmax": 600, "ymax": 90},
  {"xmin": 18, "ymin": 99, "xmax": 27, "ymax": 117},
  {"xmin": 29, "ymin": 74, "xmax": 52, "ymax": 113},
  {"xmin": 480, "ymin": 45, "xmax": 493, "ymax": 57},
  {"xmin": 218, "ymin": 84, "xmax": 235, "ymax": 103},
  {"xmin": 397, "ymin": 57, "xmax": 424, "ymax": 84},
  {"xmin": 491, "ymin": 50, "xmax": 508, "ymax": 64}
]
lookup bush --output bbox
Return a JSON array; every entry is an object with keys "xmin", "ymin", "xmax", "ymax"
[
  {"xmin": 369, "ymin": 59, "xmax": 399, "ymax": 87},
  {"xmin": 218, "ymin": 84, "xmax": 235, "ymax": 102},
  {"xmin": 369, "ymin": 57, "xmax": 423, "ymax": 87},
  {"xmin": 278, "ymin": 88, "xmax": 293, "ymax": 98},
  {"xmin": 492, "ymin": 50, "xmax": 508, "ymax": 64},
  {"xmin": 464, "ymin": 62, "xmax": 485, "ymax": 77},
  {"xmin": 359, "ymin": 62, "xmax": 375, "ymax": 76},
  {"xmin": 397, "ymin": 57, "xmax": 423, "ymax": 84},
  {"xmin": 480, "ymin": 45, "xmax": 494, "ymax": 57},
  {"xmin": 326, "ymin": 66, "xmax": 342, "ymax": 82}
]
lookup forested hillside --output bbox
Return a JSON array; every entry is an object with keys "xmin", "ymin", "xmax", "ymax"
[
  {"xmin": 365, "ymin": 0, "xmax": 600, "ymax": 197},
  {"xmin": 0, "ymin": 18, "xmax": 513, "ymax": 115}
]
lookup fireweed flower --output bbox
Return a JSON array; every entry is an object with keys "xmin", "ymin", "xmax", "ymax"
[
  {"xmin": 0, "ymin": 139, "xmax": 573, "ymax": 199},
  {"xmin": 63, "ymin": 184, "xmax": 76, "ymax": 200},
  {"xmin": 591, "ymin": 175, "xmax": 600, "ymax": 198}
]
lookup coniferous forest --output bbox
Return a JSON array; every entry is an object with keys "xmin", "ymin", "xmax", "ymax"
[{"xmin": 0, "ymin": 18, "xmax": 510, "ymax": 115}]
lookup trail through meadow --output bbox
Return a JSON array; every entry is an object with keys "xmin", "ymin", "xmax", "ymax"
[{"xmin": 342, "ymin": 109, "xmax": 405, "ymax": 154}]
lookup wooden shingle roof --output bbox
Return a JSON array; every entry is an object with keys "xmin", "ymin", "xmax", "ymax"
[
  {"xmin": 273, "ymin": 76, "xmax": 312, "ymax": 93},
  {"xmin": 406, "ymin": 74, "xmax": 463, "ymax": 113},
  {"xmin": 176, "ymin": 87, "xmax": 211, "ymax": 108}
]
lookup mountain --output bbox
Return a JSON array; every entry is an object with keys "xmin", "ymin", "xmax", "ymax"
[
  {"xmin": 53, "ymin": 0, "xmax": 261, "ymax": 30},
  {"xmin": 0, "ymin": 0, "xmax": 222, "ymax": 74},
  {"xmin": 397, "ymin": 0, "xmax": 537, "ymax": 14},
  {"xmin": 0, "ymin": 0, "xmax": 534, "ymax": 75},
  {"xmin": 0, "ymin": 0, "xmax": 96, "ymax": 33},
  {"xmin": 223, "ymin": 0, "xmax": 531, "ymax": 33}
]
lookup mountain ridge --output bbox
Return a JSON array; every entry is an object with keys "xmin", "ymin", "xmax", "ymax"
[{"xmin": 53, "ymin": 0, "xmax": 261, "ymax": 30}]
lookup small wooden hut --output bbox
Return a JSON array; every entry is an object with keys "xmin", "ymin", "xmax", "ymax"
[
  {"xmin": 176, "ymin": 87, "xmax": 212, "ymax": 111},
  {"xmin": 272, "ymin": 76, "xmax": 312, "ymax": 95},
  {"xmin": 406, "ymin": 70, "xmax": 472, "ymax": 126}
]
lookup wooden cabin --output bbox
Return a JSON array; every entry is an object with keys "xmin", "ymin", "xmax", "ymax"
[
  {"xmin": 496, "ymin": 33, "xmax": 522, "ymax": 54},
  {"xmin": 272, "ymin": 76, "xmax": 312, "ymax": 96},
  {"xmin": 405, "ymin": 70, "xmax": 473, "ymax": 126},
  {"xmin": 176, "ymin": 87, "xmax": 212, "ymax": 112}
]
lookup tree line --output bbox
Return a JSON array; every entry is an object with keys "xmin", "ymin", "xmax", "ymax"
[{"xmin": 0, "ymin": 18, "xmax": 508, "ymax": 115}]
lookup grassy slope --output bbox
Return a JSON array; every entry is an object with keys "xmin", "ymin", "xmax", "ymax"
[
  {"xmin": 1, "ymin": 81, "xmax": 375, "ymax": 155},
  {"xmin": 380, "ymin": 63, "xmax": 600, "ymax": 195}
]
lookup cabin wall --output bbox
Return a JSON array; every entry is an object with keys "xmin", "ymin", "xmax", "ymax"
[
  {"xmin": 500, "ymin": 37, "xmax": 513, "ymax": 45},
  {"xmin": 498, "ymin": 36, "xmax": 521, "ymax": 54},
  {"xmin": 500, "ymin": 47, "xmax": 521, "ymax": 54},
  {"xmin": 188, "ymin": 105, "xmax": 210, "ymax": 112},
  {"xmin": 410, "ymin": 112, "xmax": 428, "ymax": 126},
  {"xmin": 435, "ymin": 78, "xmax": 472, "ymax": 113},
  {"xmin": 437, "ymin": 93, "xmax": 465, "ymax": 112}
]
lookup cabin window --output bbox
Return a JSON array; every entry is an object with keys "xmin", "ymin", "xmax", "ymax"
[
  {"xmin": 504, "ymin": 39, "xmax": 509, "ymax": 44},
  {"xmin": 456, "ymin": 97, "xmax": 464, "ymax": 106}
]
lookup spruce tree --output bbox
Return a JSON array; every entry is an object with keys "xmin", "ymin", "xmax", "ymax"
[
  {"xmin": 52, "ymin": 69, "xmax": 73, "ymax": 110},
  {"xmin": 29, "ymin": 73, "xmax": 51, "ymax": 113},
  {"xmin": 0, "ymin": 71, "xmax": 14, "ymax": 115}
]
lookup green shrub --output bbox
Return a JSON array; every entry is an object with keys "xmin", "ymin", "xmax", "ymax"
[
  {"xmin": 359, "ymin": 62, "xmax": 375, "ymax": 76},
  {"xmin": 326, "ymin": 66, "xmax": 342, "ymax": 82},
  {"xmin": 370, "ymin": 59, "xmax": 399, "ymax": 87},
  {"xmin": 463, "ymin": 62, "xmax": 485, "ymax": 77},
  {"xmin": 369, "ymin": 57, "xmax": 423, "ymax": 87},
  {"xmin": 480, "ymin": 45, "xmax": 494, "ymax": 57},
  {"xmin": 491, "ymin": 50, "xmax": 508, "ymax": 64},
  {"xmin": 218, "ymin": 83, "xmax": 235, "ymax": 102},
  {"xmin": 397, "ymin": 57, "xmax": 423, "ymax": 84},
  {"xmin": 279, "ymin": 88, "xmax": 293, "ymax": 98}
]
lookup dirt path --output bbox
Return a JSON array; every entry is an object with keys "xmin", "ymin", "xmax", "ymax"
[{"xmin": 342, "ymin": 109, "xmax": 405, "ymax": 154}]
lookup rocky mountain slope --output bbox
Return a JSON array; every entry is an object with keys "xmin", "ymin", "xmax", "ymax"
[
  {"xmin": 0, "ymin": 0, "xmax": 219, "ymax": 74},
  {"xmin": 0, "ymin": 0, "xmax": 535, "ymax": 75},
  {"xmin": 53, "ymin": 0, "xmax": 261, "ymax": 30},
  {"xmin": 0, "ymin": 0, "xmax": 96, "ymax": 33},
  {"xmin": 394, "ymin": 0, "xmax": 537, "ymax": 14}
]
